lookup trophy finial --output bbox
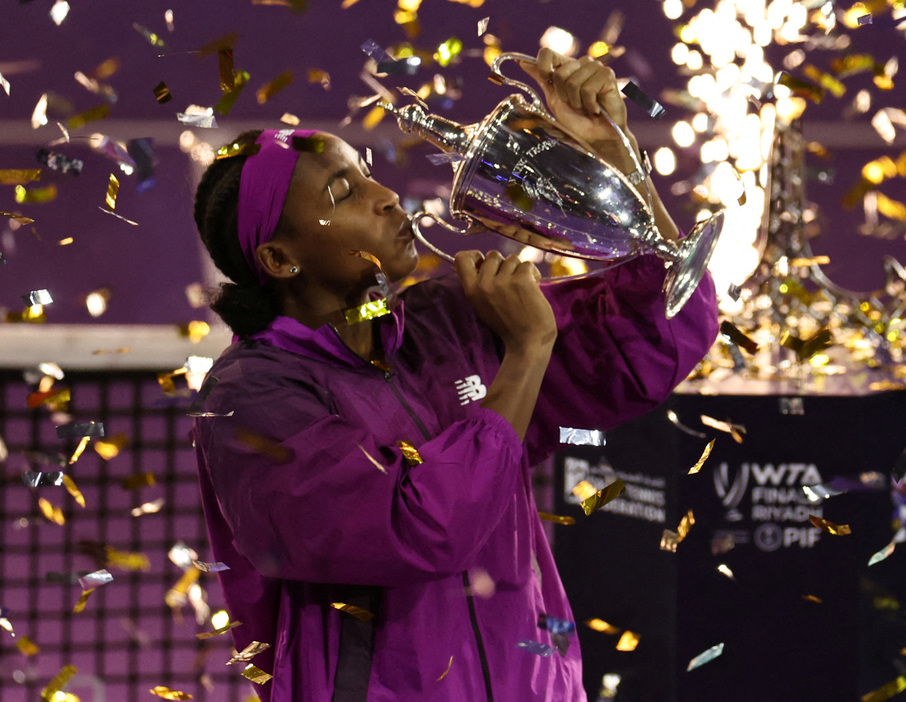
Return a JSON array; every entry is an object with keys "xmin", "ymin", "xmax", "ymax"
[{"xmin": 381, "ymin": 101, "xmax": 475, "ymax": 155}]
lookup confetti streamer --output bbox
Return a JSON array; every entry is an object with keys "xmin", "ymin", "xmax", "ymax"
[
  {"xmin": 700, "ymin": 415, "xmax": 746, "ymax": 443},
  {"xmin": 516, "ymin": 639, "xmax": 556, "ymax": 657},
  {"xmin": 0, "ymin": 169, "xmax": 42, "ymax": 185},
  {"xmin": 719, "ymin": 321, "xmax": 758, "ymax": 353},
  {"xmin": 861, "ymin": 676, "xmax": 906, "ymax": 702},
  {"xmin": 538, "ymin": 512, "xmax": 575, "ymax": 525},
  {"xmin": 22, "ymin": 470, "xmax": 65, "ymax": 487},
  {"xmin": 687, "ymin": 439, "xmax": 715, "ymax": 475},
  {"xmin": 104, "ymin": 173, "xmax": 120, "ymax": 210},
  {"xmin": 67, "ymin": 103, "xmax": 111, "ymax": 129},
  {"xmin": 15, "ymin": 183, "xmax": 57, "ymax": 203},
  {"xmin": 94, "ymin": 433, "xmax": 128, "ymax": 460},
  {"xmin": 79, "ymin": 569, "xmax": 113, "ymax": 589},
  {"xmin": 280, "ymin": 112, "xmax": 301, "ymax": 125},
  {"xmin": 72, "ymin": 588, "xmax": 96, "ymax": 613},
  {"xmin": 38, "ymin": 498, "xmax": 65, "ymax": 525},
  {"xmin": 121, "ymin": 472, "xmax": 156, "ymax": 490},
  {"xmin": 257, "ymin": 70, "xmax": 294, "ymax": 104},
  {"xmin": 425, "ymin": 152, "xmax": 469, "ymax": 166},
  {"xmin": 62, "ymin": 474, "xmax": 85, "ymax": 507},
  {"xmin": 780, "ymin": 326, "xmax": 833, "ymax": 362},
  {"xmin": 56, "ymin": 421, "xmax": 105, "ymax": 438},
  {"xmin": 23, "ymin": 289, "xmax": 53, "ymax": 306},
  {"xmin": 477, "ymin": 17, "xmax": 489, "ymax": 35},
  {"xmin": 436, "ymin": 655, "xmax": 454, "ymax": 682},
  {"xmin": 331, "ymin": 602, "xmax": 375, "ymax": 622},
  {"xmin": 397, "ymin": 440, "xmax": 423, "ymax": 466},
  {"xmin": 133, "ymin": 22, "xmax": 166, "ymax": 47},
  {"xmin": 559, "ymin": 427, "xmax": 605, "ymax": 446},
  {"xmin": 216, "ymin": 142, "xmax": 261, "ymax": 160},
  {"xmin": 35, "ymin": 148, "xmax": 83, "ymax": 175},
  {"xmin": 149, "ymin": 686, "xmax": 193, "ymax": 701},
  {"xmin": 40, "ymin": 664, "xmax": 77, "ymax": 701},
  {"xmin": 218, "ymin": 48, "xmax": 235, "ymax": 92},
  {"xmin": 676, "ymin": 510, "xmax": 695, "ymax": 541},
  {"xmin": 809, "ymin": 515, "xmax": 851, "ymax": 535},
  {"xmin": 192, "ymin": 560, "xmax": 230, "ymax": 572},
  {"xmin": 687, "ymin": 642, "xmax": 724, "ymax": 671},
  {"xmin": 196, "ymin": 620, "xmax": 243, "ymax": 639},
  {"xmin": 236, "ymin": 427, "xmax": 293, "ymax": 464},
  {"xmin": 615, "ymin": 630, "xmax": 640, "ymax": 651},
  {"xmin": 1, "ymin": 210, "xmax": 34, "ymax": 225},
  {"xmin": 0, "ymin": 71, "xmax": 9, "ymax": 96},
  {"xmin": 577, "ymin": 479, "xmax": 626, "ymax": 516},
  {"xmin": 717, "ymin": 564, "xmax": 735, "ymax": 580},
  {"xmin": 153, "ymin": 81, "xmax": 172, "ymax": 103},
  {"xmin": 777, "ymin": 72, "xmax": 824, "ymax": 103},
  {"xmin": 104, "ymin": 546, "xmax": 150, "ymax": 571},
  {"xmin": 344, "ymin": 298, "xmax": 391, "ymax": 324},
  {"xmin": 27, "ymin": 388, "xmax": 70, "ymax": 408},
  {"xmin": 177, "ymin": 110, "xmax": 218, "ymax": 128},
  {"xmin": 242, "ymin": 664, "xmax": 273, "ymax": 684},
  {"xmin": 226, "ymin": 641, "xmax": 272, "ymax": 665},
  {"xmin": 17, "ymin": 636, "xmax": 40, "ymax": 656},
  {"xmin": 586, "ymin": 618, "xmax": 621, "ymax": 634},
  {"xmin": 215, "ymin": 71, "xmax": 249, "ymax": 116},
  {"xmin": 621, "ymin": 81, "xmax": 665, "ymax": 119},
  {"xmin": 868, "ymin": 541, "xmax": 896, "ymax": 566},
  {"xmin": 131, "ymin": 498, "xmax": 165, "ymax": 517},
  {"xmin": 660, "ymin": 530, "xmax": 679, "ymax": 552},
  {"xmin": 538, "ymin": 614, "xmax": 575, "ymax": 635}
]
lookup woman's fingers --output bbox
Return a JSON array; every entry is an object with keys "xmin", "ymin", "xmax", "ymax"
[{"xmin": 453, "ymin": 250, "xmax": 484, "ymax": 289}]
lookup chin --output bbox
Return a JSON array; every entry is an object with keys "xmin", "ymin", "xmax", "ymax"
[{"xmin": 387, "ymin": 250, "xmax": 420, "ymax": 283}]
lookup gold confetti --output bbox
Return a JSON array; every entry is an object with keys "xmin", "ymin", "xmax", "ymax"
[
  {"xmin": 153, "ymin": 81, "xmax": 172, "ymax": 104},
  {"xmin": 700, "ymin": 415, "xmax": 746, "ymax": 443},
  {"xmin": 16, "ymin": 635, "xmax": 41, "ymax": 656},
  {"xmin": 777, "ymin": 72, "xmax": 824, "ymax": 103},
  {"xmin": 803, "ymin": 64, "xmax": 846, "ymax": 98},
  {"xmin": 131, "ymin": 498, "xmax": 165, "ymax": 517},
  {"xmin": 15, "ymin": 183, "xmax": 57, "ymax": 204},
  {"xmin": 397, "ymin": 440, "xmax": 423, "ymax": 465},
  {"xmin": 280, "ymin": 112, "xmax": 300, "ymax": 125},
  {"xmin": 1, "ymin": 210, "xmax": 35, "ymax": 225},
  {"xmin": 571, "ymin": 480, "xmax": 598, "ymax": 502},
  {"xmin": 344, "ymin": 298, "xmax": 390, "ymax": 324},
  {"xmin": 688, "ymin": 439, "xmax": 715, "ymax": 475},
  {"xmin": 178, "ymin": 320, "xmax": 211, "ymax": 343},
  {"xmin": 307, "ymin": 68, "xmax": 331, "ymax": 89},
  {"xmin": 256, "ymin": 70, "xmax": 294, "ymax": 104},
  {"xmin": 357, "ymin": 443, "xmax": 387, "ymax": 474},
  {"xmin": 790, "ymin": 256, "xmax": 831, "ymax": 267},
  {"xmin": 104, "ymin": 173, "xmax": 119, "ymax": 210},
  {"xmin": 216, "ymin": 142, "xmax": 261, "ymax": 160},
  {"xmin": 121, "ymin": 472, "xmax": 156, "ymax": 490},
  {"xmin": 362, "ymin": 105, "xmax": 386, "ymax": 130},
  {"xmin": 149, "ymin": 686, "xmax": 193, "ymax": 701},
  {"xmin": 351, "ymin": 249, "xmax": 384, "ymax": 269},
  {"xmin": 780, "ymin": 326, "xmax": 833, "ymax": 362},
  {"xmin": 538, "ymin": 512, "xmax": 576, "ymax": 525},
  {"xmin": 436, "ymin": 655, "xmax": 454, "ymax": 682},
  {"xmin": 28, "ymin": 387, "xmax": 70, "ymax": 408},
  {"xmin": 676, "ymin": 510, "xmax": 695, "ymax": 542},
  {"xmin": 39, "ymin": 497, "xmax": 65, "ymax": 525},
  {"xmin": 861, "ymin": 676, "xmax": 906, "ymax": 702},
  {"xmin": 579, "ymin": 479, "xmax": 626, "ymax": 516},
  {"xmin": 40, "ymin": 664, "xmax": 78, "ymax": 702},
  {"xmin": 105, "ymin": 546, "xmax": 150, "ymax": 571},
  {"xmin": 69, "ymin": 436, "xmax": 91, "ymax": 465},
  {"xmin": 236, "ymin": 427, "xmax": 294, "ymax": 464},
  {"xmin": 331, "ymin": 602, "xmax": 375, "ymax": 622},
  {"xmin": 242, "ymin": 664, "xmax": 274, "ymax": 684},
  {"xmin": 67, "ymin": 103, "xmax": 111, "ymax": 129},
  {"xmin": 215, "ymin": 71, "xmax": 249, "ymax": 116},
  {"xmin": 218, "ymin": 48, "xmax": 235, "ymax": 92},
  {"xmin": 98, "ymin": 207, "xmax": 139, "ymax": 226},
  {"xmin": 73, "ymin": 588, "xmax": 95, "ymax": 613},
  {"xmin": 585, "ymin": 618, "xmax": 621, "ymax": 634},
  {"xmin": 803, "ymin": 594, "xmax": 823, "ymax": 604},
  {"xmin": 62, "ymin": 474, "xmax": 85, "ymax": 508},
  {"xmin": 94, "ymin": 433, "xmax": 129, "ymax": 460},
  {"xmin": 809, "ymin": 515, "xmax": 851, "ymax": 535},
  {"xmin": 615, "ymin": 630, "xmax": 640, "ymax": 651},
  {"xmin": 660, "ymin": 530, "xmax": 679, "ymax": 552},
  {"xmin": 226, "ymin": 641, "xmax": 271, "ymax": 665},
  {"xmin": 252, "ymin": 0, "xmax": 308, "ymax": 9},
  {"xmin": 0, "ymin": 169, "xmax": 42, "ymax": 185},
  {"xmin": 196, "ymin": 620, "xmax": 243, "ymax": 640},
  {"xmin": 165, "ymin": 569, "xmax": 200, "ymax": 609},
  {"xmin": 719, "ymin": 320, "xmax": 759, "ymax": 353}
]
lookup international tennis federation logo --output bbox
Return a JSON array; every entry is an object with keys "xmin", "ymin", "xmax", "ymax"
[{"xmin": 713, "ymin": 462, "xmax": 749, "ymax": 521}]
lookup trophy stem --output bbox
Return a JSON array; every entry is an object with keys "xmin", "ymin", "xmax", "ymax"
[{"xmin": 663, "ymin": 212, "xmax": 724, "ymax": 318}]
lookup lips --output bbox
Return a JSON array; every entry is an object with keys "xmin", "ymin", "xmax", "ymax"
[{"xmin": 396, "ymin": 215, "xmax": 415, "ymax": 239}]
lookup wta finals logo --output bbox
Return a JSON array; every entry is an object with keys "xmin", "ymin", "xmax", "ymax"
[{"xmin": 713, "ymin": 461, "xmax": 749, "ymax": 522}]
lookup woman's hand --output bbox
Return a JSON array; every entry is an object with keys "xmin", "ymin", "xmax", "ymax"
[
  {"xmin": 454, "ymin": 250, "xmax": 557, "ymax": 353},
  {"xmin": 518, "ymin": 47, "xmax": 629, "ymax": 151}
]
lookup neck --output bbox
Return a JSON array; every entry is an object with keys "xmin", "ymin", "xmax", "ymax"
[{"xmin": 280, "ymin": 284, "xmax": 379, "ymax": 361}]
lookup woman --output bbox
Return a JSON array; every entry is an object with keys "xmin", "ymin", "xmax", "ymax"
[{"xmin": 192, "ymin": 48, "xmax": 718, "ymax": 701}]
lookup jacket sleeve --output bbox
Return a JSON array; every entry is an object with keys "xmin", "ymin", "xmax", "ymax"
[
  {"xmin": 524, "ymin": 254, "xmax": 718, "ymax": 463},
  {"xmin": 195, "ymin": 373, "xmax": 524, "ymax": 587}
]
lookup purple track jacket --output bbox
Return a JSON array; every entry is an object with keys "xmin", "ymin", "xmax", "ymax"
[{"xmin": 192, "ymin": 255, "xmax": 718, "ymax": 701}]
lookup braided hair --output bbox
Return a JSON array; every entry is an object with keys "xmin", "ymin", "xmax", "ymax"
[{"xmin": 194, "ymin": 130, "xmax": 283, "ymax": 336}]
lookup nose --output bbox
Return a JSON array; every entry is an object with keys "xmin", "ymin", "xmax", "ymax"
[{"xmin": 370, "ymin": 179, "xmax": 400, "ymax": 213}]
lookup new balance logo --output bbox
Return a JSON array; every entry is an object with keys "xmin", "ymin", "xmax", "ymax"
[{"xmin": 455, "ymin": 375, "xmax": 487, "ymax": 406}]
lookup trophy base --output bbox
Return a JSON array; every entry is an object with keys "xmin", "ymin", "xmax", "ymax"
[{"xmin": 664, "ymin": 211, "xmax": 724, "ymax": 319}]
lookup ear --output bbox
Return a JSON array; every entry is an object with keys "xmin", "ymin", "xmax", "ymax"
[{"xmin": 256, "ymin": 241, "xmax": 299, "ymax": 279}]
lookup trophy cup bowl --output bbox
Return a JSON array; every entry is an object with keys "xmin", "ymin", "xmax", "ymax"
[{"xmin": 384, "ymin": 52, "xmax": 724, "ymax": 318}]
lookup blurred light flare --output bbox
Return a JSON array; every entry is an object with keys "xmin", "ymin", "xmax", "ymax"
[{"xmin": 539, "ymin": 26, "xmax": 579, "ymax": 57}]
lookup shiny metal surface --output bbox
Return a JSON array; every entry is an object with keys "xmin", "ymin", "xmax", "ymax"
[{"xmin": 384, "ymin": 54, "xmax": 724, "ymax": 317}]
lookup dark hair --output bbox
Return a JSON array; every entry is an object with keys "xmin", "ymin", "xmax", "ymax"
[{"xmin": 194, "ymin": 129, "xmax": 282, "ymax": 336}]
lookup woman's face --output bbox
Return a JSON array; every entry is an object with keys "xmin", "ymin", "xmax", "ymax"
[{"xmin": 274, "ymin": 134, "xmax": 419, "ymax": 297}]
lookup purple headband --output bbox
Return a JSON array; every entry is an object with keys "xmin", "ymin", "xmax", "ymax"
[{"xmin": 237, "ymin": 128, "xmax": 318, "ymax": 285}]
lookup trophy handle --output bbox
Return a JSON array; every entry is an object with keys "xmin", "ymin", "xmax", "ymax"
[
  {"xmin": 411, "ymin": 212, "xmax": 482, "ymax": 263},
  {"xmin": 489, "ymin": 53, "xmax": 554, "ymax": 119}
]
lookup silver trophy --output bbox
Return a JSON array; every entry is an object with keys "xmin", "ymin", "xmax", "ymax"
[{"xmin": 383, "ymin": 53, "xmax": 724, "ymax": 318}]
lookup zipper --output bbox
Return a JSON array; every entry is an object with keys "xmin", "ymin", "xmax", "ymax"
[
  {"xmin": 383, "ymin": 370, "xmax": 494, "ymax": 701},
  {"xmin": 463, "ymin": 571, "xmax": 495, "ymax": 702}
]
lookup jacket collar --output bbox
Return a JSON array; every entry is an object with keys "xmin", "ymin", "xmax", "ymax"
[{"xmin": 243, "ymin": 299, "xmax": 405, "ymax": 367}]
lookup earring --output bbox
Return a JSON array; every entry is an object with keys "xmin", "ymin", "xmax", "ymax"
[{"xmin": 289, "ymin": 266, "xmax": 299, "ymax": 274}]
